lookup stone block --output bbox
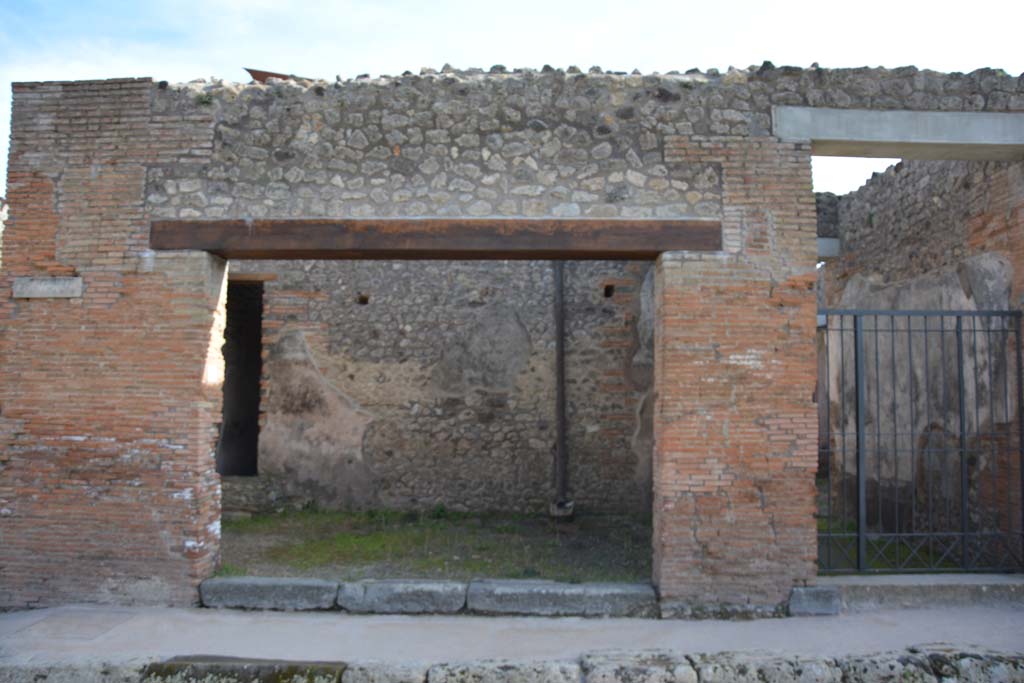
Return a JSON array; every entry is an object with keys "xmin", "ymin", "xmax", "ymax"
[
  {"xmin": 837, "ymin": 653, "xmax": 939, "ymax": 683},
  {"xmin": 11, "ymin": 277, "xmax": 83, "ymax": 298},
  {"xmin": 337, "ymin": 580, "xmax": 467, "ymax": 614},
  {"xmin": 788, "ymin": 586, "xmax": 841, "ymax": 616},
  {"xmin": 829, "ymin": 575, "xmax": 1024, "ymax": 613},
  {"xmin": 428, "ymin": 660, "xmax": 580, "ymax": 683},
  {"xmin": 341, "ymin": 663, "xmax": 429, "ymax": 683},
  {"xmin": 199, "ymin": 577, "xmax": 338, "ymax": 611},
  {"xmin": 142, "ymin": 657, "xmax": 346, "ymax": 682},
  {"xmin": 466, "ymin": 580, "xmax": 657, "ymax": 617},
  {"xmin": 582, "ymin": 652, "xmax": 697, "ymax": 683},
  {"xmin": 691, "ymin": 654, "xmax": 842, "ymax": 683}
]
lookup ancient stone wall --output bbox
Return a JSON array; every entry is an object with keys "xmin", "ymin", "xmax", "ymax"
[
  {"xmin": 815, "ymin": 192, "xmax": 839, "ymax": 238},
  {"xmin": 231, "ymin": 258, "xmax": 653, "ymax": 515},
  {"xmin": 819, "ymin": 158, "xmax": 1024, "ymax": 567},
  {"xmin": 654, "ymin": 135, "xmax": 818, "ymax": 615},
  {"xmin": 824, "ymin": 159, "xmax": 1024, "ymax": 306},
  {"xmin": 3, "ymin": 64, "xmax": 1022, "ymax": 610},
  {"xmin": 159, "ymin": 63, "xmax": 1020, "ymax": 522},
  {"xmin": 0, "ymin": 79, "xmax": 223, "ymax": 608}
]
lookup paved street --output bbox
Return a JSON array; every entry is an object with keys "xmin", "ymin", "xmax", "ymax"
[{"xmin": 2, "ymin": 605, "xmax": 1022, "ymax": 666}]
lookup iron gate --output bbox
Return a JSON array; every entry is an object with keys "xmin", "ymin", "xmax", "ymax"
[{"xmin": 817, "ymin": 309, "xmax": 1024, "ymax": 573}]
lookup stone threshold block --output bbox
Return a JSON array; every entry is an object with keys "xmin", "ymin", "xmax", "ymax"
[
  {"xmin": 337, "ymin": 580, "xmax": 468, "ymax": 614},
  {"xmin": 200, "ymin": 577, "xmax": 338, "ymax": 611},
  {"xmin": 818, "ymin": 573, "xmax": 1024, "ymax": 613},
  {"xmin": 466, "ymin": 580, "xmax": 658, "ymax": 617}
]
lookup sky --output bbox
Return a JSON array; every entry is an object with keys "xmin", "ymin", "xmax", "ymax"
[{"xmin": 1, "ymin": 0, "xmax": 1023, "ymax": 198}]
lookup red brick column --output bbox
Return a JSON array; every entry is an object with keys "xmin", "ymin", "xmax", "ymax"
[
  {"xmin": 653, "ymin": 137, "xmax": 818, "ymax": 616},
  {"xmin": 0, "ymin": 79, "xmax": 222, "ymax": 607}
]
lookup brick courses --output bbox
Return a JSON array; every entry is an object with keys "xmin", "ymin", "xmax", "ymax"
[
  {"xmin": 1, "ymin": 66, "xmax": 1021, "ymax": 610},
  {"xmin": 0, "ymin": 79, "xmax": 221, "ymax": 606},
  {"xmin": 655, "ymin": 137, "xmax": 818, "ymax": 612}
]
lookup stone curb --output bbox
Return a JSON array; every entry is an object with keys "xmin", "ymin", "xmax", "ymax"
[
  {"xmin": 465, "ymin": 579, "xmax": 659, "ymax": 617},
  {"xmin": 338, "ymin": 580, "xmax": 467, "ymax": 614},
  {"xmin": 837, "ymin": 581, "xmax": 1024, "ymax": 613},
  {"xmin": 199, "ymin": 577, "xmax": 338, "ymax": 611},
  {"xmin": 2, "ymin": 648, "xmax": 1022, "ymax": 683},
  {"xmin": 199, "ymin": 578, "xmax": 659, "ymax": 617},
  {"xmin": 788, "ymin": 586, "xmax": 841, "ymax": 616},
  {"xmin": 198, "ymin": 577, "xmax": 1024, "ymax": 618}
]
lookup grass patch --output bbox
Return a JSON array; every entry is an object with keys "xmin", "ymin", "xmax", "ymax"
[
  {"xmin": 220, "ymin": 508, "xmax": 651, "ymax": 583},
  {"xmin": 215, "ymin": 562, "xmax": 247, "ymax": 577}
]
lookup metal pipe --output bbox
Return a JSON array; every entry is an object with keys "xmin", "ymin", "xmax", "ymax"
[{"xmin": 552, "ymin": 260, "xmax": 571, "ymax": 511}]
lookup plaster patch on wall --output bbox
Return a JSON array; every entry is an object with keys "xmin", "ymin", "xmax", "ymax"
[
  {"xmin": 11, "ymin": 277, "xmax": 83, "ymax": 298},
  {"xmin": 260, "ymin": 330, "xmax": 377, "ymax": 509},
  {"xmin": 727, "ymin": 351, "xmax": 766, "ymax": 369},
  {"xmin": 431, "ymin": 304, "xmax": 532, "ymax": 394}
]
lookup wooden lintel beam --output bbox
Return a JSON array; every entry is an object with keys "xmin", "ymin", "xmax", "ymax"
[
  {"xmin": 150, "ymin": 218, "xmax": 722, "ymax": 260},
  {"xmin": 227, "ymin": 272, "xmax": 278, "ymax": 282}
]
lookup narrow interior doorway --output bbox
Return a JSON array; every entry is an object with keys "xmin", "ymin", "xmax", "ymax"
[{"xmin": 216, "ymin": 280, "xmax": 264, "ymax": 476}]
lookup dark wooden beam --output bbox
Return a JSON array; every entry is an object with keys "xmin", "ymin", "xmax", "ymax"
[
  {"xmin": 150, "ymin": 218, "xmax": 721, "ymax": 260},
  {"xmin": 227, "ymin": 272, "xmax": 278, "ymax": 282}
]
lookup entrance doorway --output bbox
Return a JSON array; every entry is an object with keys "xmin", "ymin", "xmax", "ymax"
[{"xmin": 216, "ymin": 280, "xmax": 264, "ymax": 476}]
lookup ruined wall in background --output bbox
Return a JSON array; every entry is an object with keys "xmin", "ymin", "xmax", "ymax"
[
  {"xmin": 227, "ymin": 259, "xmax": 653, "ymax": 515},
  {"xmin": 823, "ymin": 159, "xmax": 1024, "ymax": 308},
  {"xmin": 818, "ymin": 159, "xmax": 1024, "ymax": 567}
]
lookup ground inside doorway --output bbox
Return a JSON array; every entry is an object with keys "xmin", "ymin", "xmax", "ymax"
[{"xmin": 219, "ymin": 509, "xmax": 651, "ymax": 583}]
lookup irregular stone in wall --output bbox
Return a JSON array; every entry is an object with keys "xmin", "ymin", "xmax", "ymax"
[{"xmin": 815, "ymin": 192, "xmax": 840, "ymax": 239}]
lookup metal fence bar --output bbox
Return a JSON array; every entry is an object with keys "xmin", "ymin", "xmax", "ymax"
[
  {"xmin": 855, "ymin": 314, "xmax": 867, "ymax": 572},
  {"xmin": 891, "ymin": 315, "xmax": 900, "ymax": 568},
  {"xmin": 924, "ymin": 314, "xmax": 934, "ymax": 567},
  {"xmin": 956, "ymin": 316, "xmax": 968, "ymax": 569},
  {"xmin": 824, "ymin": 309, "xmax": 1017, "ymax": 317},
  {"xmin": 817, "ymin": 308, "xmax": 1023, "ymax": 574},
  {"xmin": 907, "ymin": 314, "xmax": 917, "ymax": 553},
  {"xmin": 824, "ymin": 320, "xmax": 833, "ymax": 570}
]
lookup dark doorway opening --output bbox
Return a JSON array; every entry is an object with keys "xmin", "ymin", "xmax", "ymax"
[{"xmin": 216, "ymin": 281, "xmax": 264, "ymax": 476}]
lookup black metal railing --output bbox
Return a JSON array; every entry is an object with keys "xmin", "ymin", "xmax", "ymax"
[{"xmin": 817, "ymin": 309, "xmax": 1024, "ymax": 573}]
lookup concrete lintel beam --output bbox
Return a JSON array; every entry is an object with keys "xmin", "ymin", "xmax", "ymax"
[
  {"xmin": 817, "ymin": 237, "xmax": 840, "ymax": 259},
  {"xmin": 774, "ymin": 106, "xmax": 1024, "ymax": 160}
]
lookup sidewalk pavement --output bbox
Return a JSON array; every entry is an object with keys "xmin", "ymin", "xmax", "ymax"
[{"xmin": 1, "ymin": 605, "xmax": 1022, "ymax": 666}]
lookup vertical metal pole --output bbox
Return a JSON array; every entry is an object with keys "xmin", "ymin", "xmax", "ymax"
[
  {"xmin": 956, "ymin": 316, "xmax": 969, "ymax": 569},
  {"xmin": 889, "ymin": 315, "xmax": 900, "ymax": 567},
  {"xmin": 823, "ymin": 317, "xmax": 832, "ymax": 571},
  {"xmin": 553, "ymin": 260, "xmax": 569, "ymax": 507},
  {"xmin": 855, "ymin": 315, "xmax": 868, "ymax": 572}
]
